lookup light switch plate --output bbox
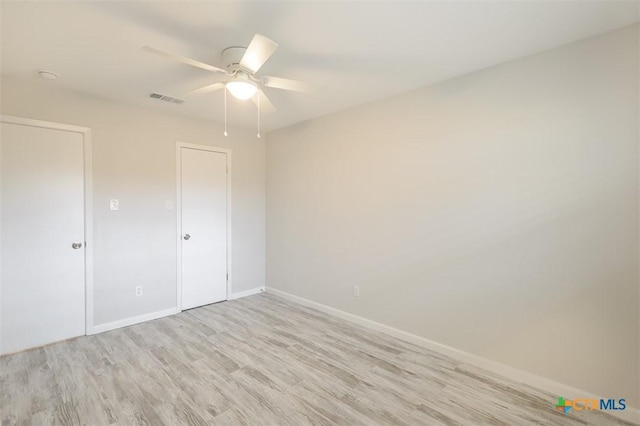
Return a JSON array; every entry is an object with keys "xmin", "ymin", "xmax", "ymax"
[{"xmin": 110, "ymin": 199, "xmax": 119, "ymax": 211}]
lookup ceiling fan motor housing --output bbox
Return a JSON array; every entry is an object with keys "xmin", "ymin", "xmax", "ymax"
[{"xmin": 221, "ymin": 46, "xmax": 248, "ymax": 72}]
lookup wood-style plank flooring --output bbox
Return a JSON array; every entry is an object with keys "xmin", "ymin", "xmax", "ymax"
[{"xmin": 1, "ymin": 293, "xmax": 636, "ymax": 425}]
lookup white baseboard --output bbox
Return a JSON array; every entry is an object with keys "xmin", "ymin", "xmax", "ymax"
[
  {"xmin": 91, "ymin": 287, "xmax": 265, "ymax": 335},
  {"xmin": 92, "ymin": 307, "xmax": 179, "ymax": 334},
  {"xmin": 266, "ymin": 287, "xmax": 639, "ymax": 424},
  {"xmin": 229, "ymin": 286, "xmax": 265, "ymax": 300}
]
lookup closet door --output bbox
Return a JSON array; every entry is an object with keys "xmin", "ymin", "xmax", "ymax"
[
  {"xmin": 1, "ymin": 122, "xmax": 86, "ymax": 354},
  {"xmin": 180, "ymin": 147, "xmax": 228, "ymax": 310}
]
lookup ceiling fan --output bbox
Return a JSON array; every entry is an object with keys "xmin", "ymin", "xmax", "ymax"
[{"xmin": 142, "ymin": 34, "xmax": 316, "ymax": 113}]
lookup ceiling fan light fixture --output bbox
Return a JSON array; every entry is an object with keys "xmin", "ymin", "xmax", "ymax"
[{"xmin": 226, "ymin": 80, "xmax": 258, "ymax": 100}]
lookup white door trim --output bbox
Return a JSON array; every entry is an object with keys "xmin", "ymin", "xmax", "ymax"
[
  {"xmin": 0, "ymin": 114, "xmax": 95, "ymax": 338},
  {"xmin": 175, "ymin": 142, "xmax": 232, "ymax": 312}
]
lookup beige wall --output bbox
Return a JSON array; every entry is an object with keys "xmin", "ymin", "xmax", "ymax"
[
  {"xmin": 1, "ymin": 77, "xmax": 266, "ymax": 326},
  {"xmin": 267, "ymin": 25, "xmax": 639, "ymax": 406}
]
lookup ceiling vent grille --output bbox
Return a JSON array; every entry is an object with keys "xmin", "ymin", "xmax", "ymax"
[{"xmin": 149, "ymin": 93, "xmax": 184, "ymax": 104}]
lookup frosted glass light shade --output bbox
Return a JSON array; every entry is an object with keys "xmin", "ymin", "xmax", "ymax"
[{"xmin": 226, "ymin": 81, "xmax": 258, "ymax": 100}]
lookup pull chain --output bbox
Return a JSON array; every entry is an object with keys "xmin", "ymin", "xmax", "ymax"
[
  {"xmin": 223, "ymin": 87, "xmax": 228, "ymax": 137},
  {"xmin": 257, "ymin": 91, "xmax": 261, "ymax": 139}
]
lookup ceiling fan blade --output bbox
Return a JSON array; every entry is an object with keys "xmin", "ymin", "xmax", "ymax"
[
  {"xmin": 252, "ymin": 89, "xmax": 276, "ymax": 113},
  {"xmin": 185, "ymin": 82, "xmax": 225, "ymax": 97},
  {"xmin": 240, "ymin": 34, "xmax": 278, "ymax": 74},
  {"xmin": 142, "ymin": 46, "xmax": 227, "ymax": 74},
  {"xmin": 261, "ymin": 76, "xmax": 317, "ymax": 93}
]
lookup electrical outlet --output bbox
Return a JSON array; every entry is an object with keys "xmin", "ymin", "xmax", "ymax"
[
  {"xmin": 353, "ymin": 285, "xmax": 360, "ymax": 297},
  {"xmin": 135, "ymin": 286, "xmax": 143, "ymax": 297},
  {"xmin": 110, "ymin": 199, "xmax": 119, "ymax": 211}
]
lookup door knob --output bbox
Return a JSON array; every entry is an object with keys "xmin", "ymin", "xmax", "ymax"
[
  {"xmin": 72, "ymin": 242, "xmax": 83, "ymax": 249},
  {"xmin": 183, "ymin": 234, "xmax": 191, "ymax": 240}
]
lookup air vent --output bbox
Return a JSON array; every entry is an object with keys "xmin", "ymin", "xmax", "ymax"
[{"xmin": 149, "ymin": 93, "xmax": 184, "ymax": 105}]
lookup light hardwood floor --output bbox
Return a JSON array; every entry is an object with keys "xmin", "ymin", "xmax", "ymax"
[{"xmin": 1, "ymin": 293, "xmax": 636, "ymax": 425}]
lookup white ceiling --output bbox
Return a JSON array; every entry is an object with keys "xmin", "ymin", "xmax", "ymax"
[{"xmin": 1, "ymin": 1, "xmax": 638, "ymax": 131}]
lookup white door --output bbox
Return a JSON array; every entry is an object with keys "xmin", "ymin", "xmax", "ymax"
[
  {"xmin": 1, "ymin": 122, "xmax": 86, "ymax": 354},
  {"xmin": 180, "ymin": 147, "xmax": 228, "ymax": 310}
]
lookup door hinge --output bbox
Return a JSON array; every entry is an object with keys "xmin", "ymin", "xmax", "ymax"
[{"xmin": 226, "ymin": 273, "xmax": 228, "ymax": 281}]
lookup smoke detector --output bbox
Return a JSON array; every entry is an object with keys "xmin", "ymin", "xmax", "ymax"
[{"xmin": 38, "ymin": 70, "xmax": 58, "ymax": 80}]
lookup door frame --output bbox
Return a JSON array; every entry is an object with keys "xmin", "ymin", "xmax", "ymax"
[
  {"xmin": 175, "ymin": 142, "xmax": 232, "ymax": 312},
  {"xmin": 0, "ymin": 114, "xmax": 95, "ymax": 341}
]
